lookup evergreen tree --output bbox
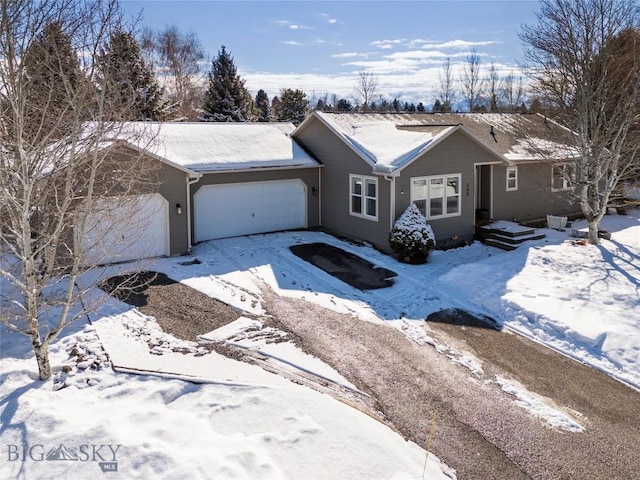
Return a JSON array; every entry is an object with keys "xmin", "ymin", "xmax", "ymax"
[
  {"xmin": 432, "ymin": 99, "xmax": 443, "ymax": 113},
  {"xmin": 315, "ymin": 99, "xmax": 326, "ymax": 111},
  {"xmin": 22, "ymin": 22, "xmax": 89, "ymax": 140},
  {"xmin": 203, "ymin": 45, "xmax": 253, "ymax": 122},
  {"xmin": 417, "ymin": 102, "xmax": 425, "ymax": 112},
  {"xmin": 392, "ymin": 98, "xmax": 400, "ymax": 112},
  {"xmin": 274, "ymin": 88, "xmax": 308, "ymax": 125},
  {"xmin": 336, "ymin": 98, "xmax": 353, "ymax": 111},
  {"xmin": 98, "ymin": 30, "xmax": 168, "ymax": 120},
  {"xmin": 255, "ymin": 89, "xmax": 271, "ymax": 122}
]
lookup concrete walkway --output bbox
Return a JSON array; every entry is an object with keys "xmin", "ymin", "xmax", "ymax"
[{"xmin": 262, "ymin": 289, "xmax": 640, "ymax": 480}]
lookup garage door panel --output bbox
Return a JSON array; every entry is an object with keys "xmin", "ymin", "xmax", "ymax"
[
  {"xmin": 195, "ymin": 180, "xmax": 306, "ymax": 242},
  {"xmin": 78, "ymin": 193, "xmax": 169, "ymax": 266}
]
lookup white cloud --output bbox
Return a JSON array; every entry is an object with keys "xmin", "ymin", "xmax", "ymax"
[
  {"xmin": 331, "ymin": 52, "xmax": 375, "ymax": 59},
  {"xmin": 370, "ymin": 39, "xmax": 407, "ymax": 49},
  {"xmin": 275, "ymin": 20, "xmax": 311, "ymax": 30},
  {"xmin": 421, "ymin": 39, "xmax": 499, "ymax": 49},
  {"xmin": 321, "ymin": 13, "xmax": 337, "ymax": 24},
  {"xmin": 284, "ymin": 41, "xmax": 301, "ymax": 46}
]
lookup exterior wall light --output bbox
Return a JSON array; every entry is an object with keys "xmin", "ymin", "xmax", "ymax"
[{"xmin": 176, "ymin": 203, "xmax": 182, "ymax": 215}]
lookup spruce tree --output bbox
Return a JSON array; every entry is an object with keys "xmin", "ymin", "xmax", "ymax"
[
  {"xmin": 336, "ymin": 98, "xmax": 352, "ymax": 111},
  {"xmin": 255, "ymin": 89, "xmax": 271, "ymax": 122},
  {"xmin": 22, "ymin": 22, "xmax": 89, "ymax": 140},
  {"xmin": 203, "ymin": 45, "xmax": 253, "ymax": 122},
  {"xmin": 98, "ymin": 30, "xmax": 168, "ymax": 121},
  {"xmin": 274, "ymin": 88, "xmax": 308, "ymax": 125}
]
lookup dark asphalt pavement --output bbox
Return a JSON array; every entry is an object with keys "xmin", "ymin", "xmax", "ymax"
[{"xmin": 263, "ymin": 291, "xmax": 640, "ymax": 480}]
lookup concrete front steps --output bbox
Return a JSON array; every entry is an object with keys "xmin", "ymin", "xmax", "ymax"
[{"xmin": 476, "ymin": 221, "xmax": 546, "ymax": 251}]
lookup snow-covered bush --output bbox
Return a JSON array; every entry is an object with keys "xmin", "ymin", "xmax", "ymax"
[{"xmin": 389, "ymin": 204, "xmax": 436, "ymax": 264}]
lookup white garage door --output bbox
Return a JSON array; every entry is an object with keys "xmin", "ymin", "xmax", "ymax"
[
  {"xmin": 194, "ymin": 180, "xmax": 307, "ymax": 242},
  {"xmin": 78, "ymin": 193, "xmax": 169, "ymax": 266}
]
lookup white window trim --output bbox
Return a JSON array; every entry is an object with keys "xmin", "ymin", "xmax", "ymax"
[
  {"xmin": 551, "ymin": 163, "xmax": 572, "ymax": 191},
  {"xmin": 506, "ymin": 166, "xmax": 518, "ymax": 191},
  {"xmin": 411, "ymin": 174, "xmax": 462, "ymax": 220},
  {"xmin": 349, "ymin": 174, "xmax": 378, "ymax": 221}
]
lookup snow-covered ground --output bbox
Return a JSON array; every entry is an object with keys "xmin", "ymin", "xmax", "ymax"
[{"xmin": 2, "ymin": 208, "xmax": 639, "ymax": 479}]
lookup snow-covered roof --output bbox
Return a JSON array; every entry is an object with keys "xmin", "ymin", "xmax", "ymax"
[
  {"xmin": 302, "ymin": 112, "xmax": 577, "ymax": 169},
  {"xmin": 308, "ymin": 112, "xmax": 457, "ymax": 173},
  {"xmin": 129, "ymin": 122, "xmax": 319, "ymax": 173}
]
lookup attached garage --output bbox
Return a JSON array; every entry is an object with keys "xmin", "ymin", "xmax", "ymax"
[
  {"xmin": 78, "ymin": 193, "xmax": 170, "ymax": 266},
  {"xmin": 194, "ymin": 180, "xmax": 307, "ymax": 242}
]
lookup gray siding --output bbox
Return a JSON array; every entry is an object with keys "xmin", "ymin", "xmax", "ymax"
[
  {"xmin": 109, "ymin": 146, "xmax": 190, "ymax": 256},
  {"xmin": 157, "ymin": 162, "xmax": 190, "ymax": 255},
  {"xmin": 492, "ymin": 163, "xmax": 581, "ymax": 222},
  {"xmin": 190, "ymin": 167, "xmax": 320, "ymax": 239},
  {"xmin": 397, "ymin": 130, "xmax": 499, "ymax": 247},
  {"xmin": 295, "ymin": 119, "xmax": 392, "ymax": 251}
]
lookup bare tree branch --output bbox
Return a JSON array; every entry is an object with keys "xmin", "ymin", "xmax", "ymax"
[
  {"xmin": 520, "ymin": 0, "xmax": 640, "ymax": 244},
  {"xmin": 0, "ymin": 0, "xmax": 161, "ymax": 379}
]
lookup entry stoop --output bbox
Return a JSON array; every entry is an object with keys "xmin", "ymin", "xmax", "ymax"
[{"xmin": 476, "ymin": 221, "xmax": 546, "ymax": 251}]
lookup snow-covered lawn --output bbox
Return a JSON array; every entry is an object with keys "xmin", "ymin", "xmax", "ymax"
[{"xmin": 2, "ymin": 209, "xmax": 639, "ymax": 479}]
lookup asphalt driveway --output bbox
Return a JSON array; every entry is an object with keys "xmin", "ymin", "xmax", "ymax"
[
  {"xmin": 101, "ymin": 235, "xmax": 640, "ymax": 479},
  {"xmin": 262, "ymin": 288, "xmax": 640, "ymax": 480}
]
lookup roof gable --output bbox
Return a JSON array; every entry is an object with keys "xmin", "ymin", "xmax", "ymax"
[{"xmin": 295, "ymin": 112, "xmax": 511, "ymax": 174}]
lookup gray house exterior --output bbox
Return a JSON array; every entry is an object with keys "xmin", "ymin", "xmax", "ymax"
[
  {"xmin": 141, "ymin": 122, "xmax": 321, "ymax": 249},
  {"xmin": 293, "ymin": 112, "xmax": 581, "ymax": 251},
  {"xmin": 95, "ymin": 113, "xmax": 581, "ymax": 264}
]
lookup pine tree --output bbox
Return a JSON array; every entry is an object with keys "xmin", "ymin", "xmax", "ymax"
[
  {"xmin": 98, "ymin": 30, "xmax": 168, "ymax": 121},
  {"xmin": 336, "ymin": 98, "xmax": 352, "ymax": 111},
  {"xmin": 274, "ymin": 89, "xmax": 308, "ymax": 125},
  {"xmin": 22, "ymin": 22, "xmax": 89, "ymax": 140},
  {"xmin": 203, "ymin": 45, "xmax": 253, "ymax": 122},
  {"xmin": 255, "ymin": 89, "xmax": 271, "ymax": 122}
]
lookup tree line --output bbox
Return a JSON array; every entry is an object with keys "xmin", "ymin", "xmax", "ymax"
[{"xmin": 33, "ymin": 19, "xmax": 539, "ymax": 128}]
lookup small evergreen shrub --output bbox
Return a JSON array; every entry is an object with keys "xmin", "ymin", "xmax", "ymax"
[{"xmin": 389, "ymin": 204, "xmax": 436, "ymax": 264}]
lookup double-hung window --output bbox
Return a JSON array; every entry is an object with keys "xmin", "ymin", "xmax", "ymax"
[
  {"xmin": 350, "ymin": 174, "xmax": 378, "ymax": 220},
  {"xmin": 411, "ymin": 174, "xmax": 461, "ymax": 219},
  {"xmin": 506, "ymin": 166, "xmax": 518, "ymax": 191},
  {"xmin": 551, "ymin": 164, "xmax": 573, "ymax": 191}
]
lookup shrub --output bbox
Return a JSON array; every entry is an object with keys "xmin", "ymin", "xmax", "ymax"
[{"xmin": 389, "ymin": 204, "xmax": 436, "ymax": 264}]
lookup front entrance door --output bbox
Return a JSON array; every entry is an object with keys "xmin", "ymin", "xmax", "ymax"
[{"xmin": 475, "ymin": 165, "xmax": 492, "ymax": 221}]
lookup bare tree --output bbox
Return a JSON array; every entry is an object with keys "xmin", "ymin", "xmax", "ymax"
[
  {"xmin": 521, "ymin": 0, "xmax": 640, "ymax": 244},
  {"xmin": 354, "ymin": 71, "xmax": 379, "ymax": 111},
  {"xmin": 486, "ymin": 62, "xmax": 501, "ymax": 112},
  {"xmin": 501, "ymin": 71, "xmax": 525, "ymax": 112},
  {"xmin": 438, "ymin": 57, "xmax": 456, "ymax": 112},
  {"xmin": 154, "ymin": 25, "xmax": 205, "ymax": 121},
  {"xmin": 460, "ymin": 49, "xmax": 484, "ymax": 112},
  {"xmin": 0, "ymin": 0, "xmax": 160, "ymax": 379}
]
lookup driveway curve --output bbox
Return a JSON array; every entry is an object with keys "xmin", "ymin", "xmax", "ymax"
[{"xmin": 262, "ymin": 289, "xmax": 640, "ymax": 480}]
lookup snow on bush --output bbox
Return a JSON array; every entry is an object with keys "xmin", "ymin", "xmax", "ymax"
[{"xmin": 389, "ymin": 204, "xmax": 436, "ymax": 264}]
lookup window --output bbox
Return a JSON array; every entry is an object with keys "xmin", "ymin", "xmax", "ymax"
[
  {"xmin": 506, "ymin": 166, "xmax": 518, "ymax": 191},
  {"xmin": 411, "ymin": 174, "xmax": 461, "ymax": 219},
  {"xmin": 552, "ymin": 164, "xmax": 573, "ymax": 191},
  {"xmin": 350, "ymin": 174, "xmax": 377, "ymax": 220}
]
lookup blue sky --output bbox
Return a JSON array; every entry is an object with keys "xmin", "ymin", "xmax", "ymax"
[{"xmin": 121, "ymin": 0, "xmax": 541, "ymax": 105}]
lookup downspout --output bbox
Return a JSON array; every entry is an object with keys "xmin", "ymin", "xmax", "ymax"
[
  {"xmin": 318, "ymin": 167, "xmax": 322, "ymax": 226},
  {"xmin": 186, "ymin": 174, "xmax": 202, "ymax": 252},
  {"xmin": 384, "ymin": 175, "xmax": 395, "ymax": 229}
]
